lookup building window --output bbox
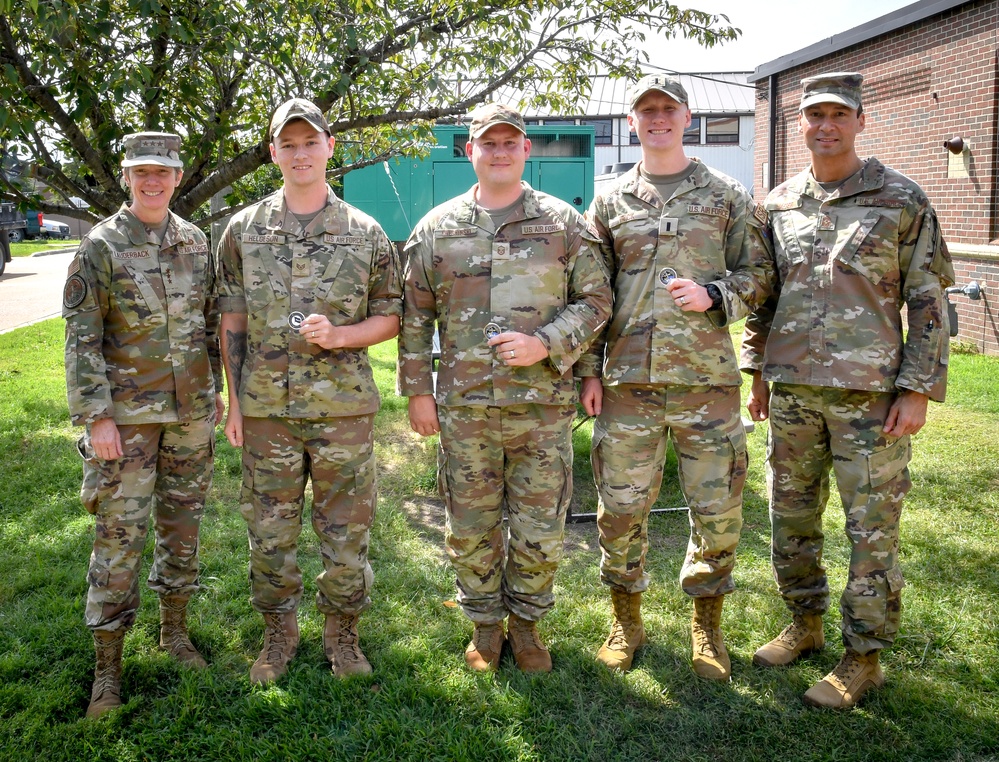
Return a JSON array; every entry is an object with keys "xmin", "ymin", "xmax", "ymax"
[
  {"xmin": 542, "ymin": 119, "xmax": 578, "ymax": 128},
  {"xmin": 683, "ymin": 116, "xmax": 701, "ymax": 145},
  {"xmin": 581, "ymin": 119, "xmax": 612, "ymax": 146},
  {"xmin": 705, "ymin": 116, "xmax": 739, "ymax": 144},
  {"xmin": 629, "ymin": 130, "xmax": 641, "ymax": 146}
]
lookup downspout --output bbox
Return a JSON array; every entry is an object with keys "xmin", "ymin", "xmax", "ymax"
[{"xmin": 768, "ymin": 74, "xmax": 778, "ymax": 191}]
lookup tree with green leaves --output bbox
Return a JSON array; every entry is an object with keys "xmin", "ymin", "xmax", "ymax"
[{"xmin": 0, "ymin": 0, "xmax": 737, "ymax": 227}]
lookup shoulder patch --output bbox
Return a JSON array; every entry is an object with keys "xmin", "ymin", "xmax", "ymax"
[
  {"xmin": 752, "ymin": 203, "xmax": 768, "ymax": 226},
  {"xmin": 63, "ymin": 273, "xmax": 88, "ymax": 309},
  {"xmin": 67, "ymin": 258, "xmax": 81, "ymax": 276}
]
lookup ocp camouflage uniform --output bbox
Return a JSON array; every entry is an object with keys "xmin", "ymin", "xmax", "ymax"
[
  {"xmin": 583, "ymin": 160, "xmax": 774, "ymax": 598},
  {"xmin": 63, "ymin": 204, "xmax": 221, "ymax": 632},
  {"xmin": 217, "ymin": 185, "xmax": 401, "ymax": 616},
  {"xmin": 741, "ymin": 158, "xmax": 953, "ymax": 653},
  {"xmin": 398, "ymin": 182, "xmax": 612, "ymax": 623}
]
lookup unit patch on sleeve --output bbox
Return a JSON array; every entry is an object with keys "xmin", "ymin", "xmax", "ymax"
[{"xmin": 63, "ymin": 274, "xmax": 88, "ymax": 309}]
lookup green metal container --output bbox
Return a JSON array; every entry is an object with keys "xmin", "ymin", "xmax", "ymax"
[{"xmin": 343, "ymin": 124, "xmax": 595, "ymax": 242}]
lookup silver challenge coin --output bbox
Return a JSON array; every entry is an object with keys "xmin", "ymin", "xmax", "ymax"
[
  {"xmin": 658, "ymin": 268, "xmax": 677, "ymax": 286},
  {"xmin": 288, "ymin": 311, "xmax": 306, "ymax": 330},
  {"xmin": 483, "ymin": 322, "xmax": 502, "ymax": 341}
]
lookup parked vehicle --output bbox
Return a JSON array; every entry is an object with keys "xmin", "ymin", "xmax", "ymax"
[
  {"xmin": 0, "ymin": 203, "xmax": 24, "ymax": 274},
  {"xmin": 41, "ymin": 218, "xmax": 71, "ymax": 239},
  {"xmin": 1, "ymin": 201, "xmax": 27, "ymax": 246}
]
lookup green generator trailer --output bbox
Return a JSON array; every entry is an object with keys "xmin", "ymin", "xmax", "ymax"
[{"xmin": 342, "ymin": 124, "xmax": 595, "ymax": 243}]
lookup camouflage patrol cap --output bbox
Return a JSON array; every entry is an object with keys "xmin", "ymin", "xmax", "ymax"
[
  {"xmin": 468, "ymin": 103, "xmax": 527, "ymax": 140},
  {"xmin": 628, "ymin": 74, "xmax": 689, "ymax": 108},
  {"xmin": 799, "ymin": 72, "xmax": 864, "ymax": 111},
  {"xmin": 269, "ymin": 98, "xmax": 330, "ymax": 139},
  {"xmin": 121, "ymin": 132, "xmax": 183, "ymax": 168}
]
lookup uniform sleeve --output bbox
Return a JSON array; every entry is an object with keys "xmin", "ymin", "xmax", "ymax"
[
  {"xmin": 710, "ymin": 194, "xmax": 775, "ymax": 328},
  {"xmin": 63, "ymin": 238, "xmax": 113, "ymax": 426},
  {"xmin": 396, "ymin": 221, "xmax": 437, "ymax": 397},
  {"xmin": 895, "ymin": 201, "xmax": 954, "ymax": 402},
  {"xmin": 534, "ymin": 211, "xmax": 612, "ymax": 376},
  {"xmin": 365, "ymin": 225, "xmax": 403, "ymax": 320},
  {"xmin": 203, "ymin": 239, "xmax": 224, "ymax": 394},
  {"xmin": 575, "ymin": 198, "xmax": 615, "ymax": 378},
  {"xmin": 216, "ymin": 220, "xmax": 247, "ymax": 315}
]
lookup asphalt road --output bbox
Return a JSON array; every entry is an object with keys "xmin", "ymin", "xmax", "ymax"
[{"xmin": 0, "ymin": 248, "xmax": 76, "ymax": 334}]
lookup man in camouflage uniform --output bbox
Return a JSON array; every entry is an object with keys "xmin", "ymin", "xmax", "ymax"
[
  {"xmin": 217, "ymin": 98, "xmax": 401, "ymax": 684},
  {"xmin": 580, "ymin": 74, "xmax": 773, "ymax": 680},
  {"xmin": 741, "ymin": 72, "xmax": 953, "ymax": 708},
  {"xmin": 63, "ymin": 132, "xmax": 223, "ymax": 718},
  {"xmin": 398, "ymin": 103, "xmax": 611, "ymax": 673}
]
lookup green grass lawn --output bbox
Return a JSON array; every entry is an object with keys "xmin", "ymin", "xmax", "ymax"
[
  {"xmin": 8, "ymin": 240, "xmax": 81, "ymax": 257},
  {"xmin": 1, "ymin": 319, "xmax": 997, "ymax": 761}
]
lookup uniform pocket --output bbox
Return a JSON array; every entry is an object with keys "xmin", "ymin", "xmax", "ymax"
[{"xmin": 868, "ymin": 435, "xmax": 911, "ymax": 488}]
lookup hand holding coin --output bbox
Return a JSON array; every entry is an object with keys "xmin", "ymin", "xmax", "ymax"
[{"xmin": 298, "ymin": 313, "xmax": 334, "ymax": 348}]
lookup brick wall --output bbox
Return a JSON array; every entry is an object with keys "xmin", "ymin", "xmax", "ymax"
[{"xmin": 753, "ymin": 0, "xmax": 999, "ymax": 354}]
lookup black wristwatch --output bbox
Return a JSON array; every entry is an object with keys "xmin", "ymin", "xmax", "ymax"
[{"xmin": 705, "ymin": 283, "xmax": 723, "ymax": 311}]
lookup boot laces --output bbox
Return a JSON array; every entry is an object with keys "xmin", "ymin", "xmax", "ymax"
[
  {"xmin": 829, "ymin": 653, "xmax": 865, "ymax": 688},
  {"xmin": 605, "ymin": 619, "xmax": 630, "ymax": 649},
  {"xmin": 262, "ymin": 617, "xmax": 291, "ymax": 664},
  {"xmin": 777, "ymin": 617, "xmax": 811, "ymax": 647},
  {"xmin": 92, "ymin": 670, "xmax": 120, "ymax": 699},
  {"xmin": 336, "ymin": 616, "xmax": 363, "ymax": 664},
  {"xmin": 473, "ymin": 623, "xmax": 502, "ymax": 652},
  {"xmin": 692, "ymin": 622, "xmax": 721, "ymax": 657}
]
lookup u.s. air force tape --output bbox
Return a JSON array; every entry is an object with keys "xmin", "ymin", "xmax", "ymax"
[
  {"xmin": 64, "ymin": 274, "xmax": 88, "ymax": 309},
  {"xmin": 288, "ymin": 311, "xmax": 305, "ymax": 330}
]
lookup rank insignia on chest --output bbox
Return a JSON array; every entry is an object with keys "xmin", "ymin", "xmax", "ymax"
[
  {"xmin": 817, "ymin": 213, "xmax": 836, "ymax": 231},
  {"xmin": 492, "ymin": 242, "xmax": 511, "ymax": 259},
  {"xmin": 659, "ymin": 217, "xmax": 679, "ymax": 236}
]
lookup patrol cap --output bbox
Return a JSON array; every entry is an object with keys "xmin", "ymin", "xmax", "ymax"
[
  {"xmin": 628, "ymin": 74, "xmax": 689, "ymax": 108},
  {"xmin": 799, "ymin": 72, "xmax": 864, "ymax": 111},
  {"xmin": 121, "ymin": 132, "xmax": 183, "ymax": 168},
  {"xmin": 269, "ymin": 98, "xmax": 331, "ymax": 140},
  {"xmin": 468, "ymin": 103, "xmax": 527, "ymax": 140}
]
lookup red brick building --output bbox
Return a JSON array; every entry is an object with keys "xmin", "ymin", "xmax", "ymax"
[{"xmin": 750, "ymin": 0, "xmax": 998, "ymax": 355}]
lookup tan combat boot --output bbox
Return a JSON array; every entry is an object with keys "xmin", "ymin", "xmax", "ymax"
[
  {"xmin": 753, "ymin": 613, "xmax": 824, "ymax": 667},
  {"xmin": 597, "ymin": 589, "xmax": 647, "ymax": 671},
  {"xmin": 691, "ymin": 595, "xmax": 730, "ymax": 681},
  {"xmin": 250, "ymin": 611, "xmax": 299, "ymax": 685},
  {"xmin": 86, "ymin": 629, "xmax": 125, "ymax": 719},
  {"xmin": 507, "ymin": 614, "xmax": 552, "ymax": 673},
  {"xmin": 159, "ymin": 594, "xmax": 208, "ymax": 668},
  {"xmin": 324, "ymin": 612, "xmax": 372, "ymax": 678},
  {"xmin": 803, "ymin": 650, "xmax": 885, "ymax": 709},
  {"xmin": 464, "ymin": 622, "xmax": 505, "ymax": 672}
]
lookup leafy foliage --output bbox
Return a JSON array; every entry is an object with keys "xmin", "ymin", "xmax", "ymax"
[{"xmin": 0, "ymin": 0, "xmax": 737, "ymax": 226}]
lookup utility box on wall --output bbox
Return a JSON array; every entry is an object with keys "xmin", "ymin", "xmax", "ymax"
[{"xmin": 342, "ymin": 125, "xmax": 595, "ymax": 243}]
